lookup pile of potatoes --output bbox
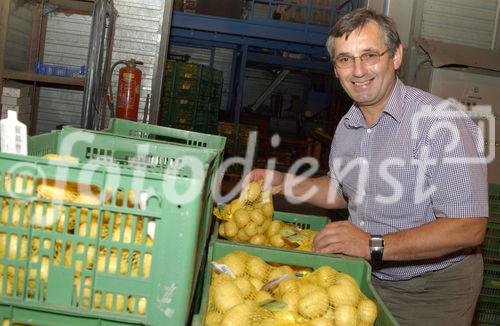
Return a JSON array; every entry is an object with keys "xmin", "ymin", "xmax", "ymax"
[
  {"xmin": 214, "ymin": 181, "xmax": 316, "ymax": 250},
  {"xmin": 205, "ymin": 251, "xmax": 378, "ymax": 326}
]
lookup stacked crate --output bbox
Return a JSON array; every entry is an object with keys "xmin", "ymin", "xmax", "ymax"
[
  {"xmin": 160, "ymin": 60, "xmax": 223, "ymax": 135},
  {"xmin": 218, "ymin": 122, "xmax": 259, "ymax": 174},
  {"xmin": 474, "ymin": 184, "xmax": 500, "ymax": 324},
  {"xmin": 1, "ymin": 82, "xmax": 32, "ymax": 129}
]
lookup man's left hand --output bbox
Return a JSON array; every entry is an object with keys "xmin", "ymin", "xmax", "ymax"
[{"xmin": 313, "ymin": 221, "xmax": 371, "ymax": 260}]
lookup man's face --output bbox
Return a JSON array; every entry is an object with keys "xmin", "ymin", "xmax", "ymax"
[{"xmin": 333, "ymin": 20, "xmax": 402, "ymax": 110}]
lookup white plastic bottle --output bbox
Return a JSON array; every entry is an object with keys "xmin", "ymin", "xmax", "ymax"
[{"xmin": 0, "ymin": 110, "xmax": 27, "ymax": 155}]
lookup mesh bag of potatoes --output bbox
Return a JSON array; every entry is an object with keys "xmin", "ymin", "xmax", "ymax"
[
  {"xmin": 213, "ymin": 181, "xmax": 316, "ymax": 251},
  {"xmin": 205, "ymin": 251, "xmax": 378, "ymax": 326}
]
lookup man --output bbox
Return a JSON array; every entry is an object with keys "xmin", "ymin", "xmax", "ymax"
[{"xmin": 244, "ymin": 8, "xmax": 488, "ymax": 326}]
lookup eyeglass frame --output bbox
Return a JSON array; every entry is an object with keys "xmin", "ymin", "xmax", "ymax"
[{"xmin": 333, "ymin": 49, "xmax": 390, "ymax": 69}]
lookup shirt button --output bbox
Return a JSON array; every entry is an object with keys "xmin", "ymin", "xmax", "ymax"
[
  {"xmin": 360, "ymin": 221, "xmax": 365, "ymax": 226},
  {"xmin": 367, "ymin": 128, "xmax": 372, "ymax": 133}
]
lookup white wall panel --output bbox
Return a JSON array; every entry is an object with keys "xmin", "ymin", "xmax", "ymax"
[
  {"xmin": 421, "ymin": 0, "xmax": 498, "ymax": 49},
  {"xmin": 5, "ymin": 1, "xmax": 33, "ymax": 71},
  {"xmin": 37, "ymin": 12, "xmax": 90, "ymax": 133}
]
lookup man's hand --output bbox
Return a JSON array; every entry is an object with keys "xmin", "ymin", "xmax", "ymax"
[
  {"xmin": 242, "ymin": 169, "xmax": 285, "ymax": 195},
  {"xmin": 313, "ymin": 221, "xmax": 371, "ymax": 260}
]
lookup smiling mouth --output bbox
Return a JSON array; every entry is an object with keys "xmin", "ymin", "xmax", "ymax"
[{"xmin": 352, "ymin": 78, "xmax": 374, "ymax": 86}]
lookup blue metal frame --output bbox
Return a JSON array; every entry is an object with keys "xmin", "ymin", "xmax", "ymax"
[
  {"xmin": 172, "ymin": 11, "xmax": 330, "ymax": 47},
  {"xmin": 169, "ymin": 0, "xmax": 364, "ymax": 123}
]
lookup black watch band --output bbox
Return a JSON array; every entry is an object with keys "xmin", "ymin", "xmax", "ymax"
[{"xmin": 370, "ymin": 234, "xmax": 384, "ymax": 268}]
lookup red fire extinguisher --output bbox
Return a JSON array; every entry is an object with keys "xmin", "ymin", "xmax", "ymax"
[{"xmin": 113, "ymin": 59, "xmax": 143, "ymax": 121}]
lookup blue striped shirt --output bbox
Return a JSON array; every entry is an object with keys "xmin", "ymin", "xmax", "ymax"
[{"xmin": 328, "ymin": 78, "xmax": 488, "ymax": 281}]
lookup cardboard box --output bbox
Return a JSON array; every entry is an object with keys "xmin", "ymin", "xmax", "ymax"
[
  {"xmin": 2, "ymin": 82, "xmax": 31, "ymax": 98},
  {"xmin": 2, "ymin": 104, "xmax": 32, "ymax": 115},
  {"xmin": 1, "ymin": 95, "xmax": 31, "ymax": 106}
]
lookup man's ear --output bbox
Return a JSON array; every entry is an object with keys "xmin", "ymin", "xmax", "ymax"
[
  {"xmin": 393, "ymin": 44, "xmax": 403, "ymax": 70},
  {"xmin": 334, "ymin": 65, "xmax": 339, "ymax": 78}
]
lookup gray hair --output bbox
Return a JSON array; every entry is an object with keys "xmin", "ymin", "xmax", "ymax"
[{"xmin": 326, "ymin": 8, "xmax": 401, "ymax": 59}]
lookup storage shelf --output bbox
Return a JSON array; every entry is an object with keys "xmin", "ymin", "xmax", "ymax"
[
  {"xmin": 2, "ymin": 69, "xmax": 85, "ymax": 87},
  {"xmin": 47, "ymin": 0, "xmax": 95, "ymax": 13}
]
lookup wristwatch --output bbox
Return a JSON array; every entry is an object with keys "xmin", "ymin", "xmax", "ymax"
[{"xmin": 369, "ymin": 235, "xmax": 384, "ymax": 268}]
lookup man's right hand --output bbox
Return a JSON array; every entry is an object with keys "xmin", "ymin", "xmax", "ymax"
[{"xmin": 242, "ymin": 169, "xmax": 285, "ymax": 195}]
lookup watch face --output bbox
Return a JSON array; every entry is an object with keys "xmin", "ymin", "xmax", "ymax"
[{"xmin": 370, "ymin": 236, "xmax": 384, "ymax": 248}]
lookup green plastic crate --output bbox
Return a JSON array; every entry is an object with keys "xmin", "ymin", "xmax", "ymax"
[
  {"xmin": 194, "ymin": 240, "xmax": 398, "ymax": 326},
  {"xmin": 175, "ymin": 62, "xmax": 212, "ymax": 82},
  {"xmin": 214, "ymin": 210, "xmax": 329, "ymax": 245},
  {"xmin": 0, "ymin": 126, "xmax": 216, "ymax": 325},
  {"xmin": 218, "ymin": 122, "xmax": 259, "ymax": 158},
  {"xmin": 0, "ymin": 304, "xmax": 139, "ymax": 325},
  {"xmin": 474, "ymin": 295, "xmax": 500, "ymax": 325},
  {"xmin": 104, "ymin": 118, "xmax": 225, "ymax": 309},
  {"xmin": 105, "ymin": 118, "xmax": 225, "ymax": 153},
  {"xmin": 483, "ymin": 221, "xmax": 500, "ymax": 263},
  {"xmin": 489, "ymin": 184, "xmax": 500, "ymax": 214},
  {"xmin": 473, "ymin": 264, "xmax": 500, "ymax": 325}
]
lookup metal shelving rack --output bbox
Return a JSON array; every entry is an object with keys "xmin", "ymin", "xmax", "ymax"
[
  {"xmin": 169, "ymin": 0, "xmax": 364, "ymax": 123},
  {"xmin": 0, "ymin": 0, "xmax": 95, "ymax": 134}
]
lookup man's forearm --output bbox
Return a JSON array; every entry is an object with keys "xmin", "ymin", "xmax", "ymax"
[
  {"xmin": 279, "ymin": 174, "xmax": 347, "ymax": 209},
  {"xmin": 383, "ymin": 217, "xmax": 487, "ymax": 261}
]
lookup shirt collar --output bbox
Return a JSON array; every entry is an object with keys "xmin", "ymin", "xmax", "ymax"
[{"xmin": 344, "ymin": 77, "xmax": 406, "ymax": 129}]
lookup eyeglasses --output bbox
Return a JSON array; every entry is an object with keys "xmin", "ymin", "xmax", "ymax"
[{"xmin": 334, "ymin": 49, "xmax": 389, "ymax": 69}]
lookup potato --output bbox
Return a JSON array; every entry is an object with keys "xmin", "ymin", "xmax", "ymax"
[
  {"xmin": 218, "ymin": 223, "xmax": 226, "ymax": 237},
  {"xmin": 357, "ymin": 297, "xmax": 377, "ymax": 324},
  {"xmin": 265, "ymin": 220, "xmax": 283, "ymax": 237},
  {"xmin": 241, "ymin": 181, "xmax": 261, "ymax": 203},
  {"xmin": 276, "ymin": 278, "xmax": 300, "ymax": 297},
  {"xmin": 261, "ymin": 217, "xmax": 272, "ymax": 232},
  {"xmin": 233, "ymin": 209, "xmax": 251, "ymax": 228},
  {"xmin": 244, "ymin": 222, "xmax": 258, "ymax": 237},
  {"xmin": 308, "ymin": 317, "xmax": 335, "ymax": 326},
  {"xmin": 246, "ymin": 256, "xmax": 269, "ymax": 281},
  {"xmin": 218, "ymin": 252, "xmax": 248, "ymax": 277},
  {"xmin": 298, "ymin": 289, "xmax": 329, "ymax": 319},
  {"xmin": 220, "ymin": 303, "xmax": 253, "ymax": 326},
  {"xmin": 334, "ymin": 305, "xmax": 357, "ymax": 326},
  {"xmin": 233, "ymin": 277, "xmax": 256, "ymax": 299},
  {"xmin": 311, "ymin": 266, "xmax": 338, "ymax": 288},
  {"xmin": 205, "ymin": 311, "xmax": 222, "ymax": 326},
  {"xmin": 281, "ymin": 291, "xmax": 300, "ymax": 312},
  {"xmin": 327, "ymin": 283, "xmax": 360, "ymax": 307},
  {"xmin": 299, "ymin": 283, "xmax": 324, "ymax": 297},
  {"xmin": 260, "ymin": 202, "xmax": 274, "ymax": 218},
  {"xmin": 211, "ymin": 279, "xmax": 244, "ymax": 313},
  {"xmin": 236, "ymin": 229, "xmax": 251, "ymax": 242},
  {"xmin": 250, "ymin": 210, "xmax": 265, "ymax": 225},
  {"xmin": 249, "ymin": 234, "xmax": 267, "ymax": 246},
  {"xmin": 269, "ymin": 234, "xmax": 285, "ymax": 248},
  {"xmin": 223, "ymin": 221, "xmax": 238, "ymax": 238}
]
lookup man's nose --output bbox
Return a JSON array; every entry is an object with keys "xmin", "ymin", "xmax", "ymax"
[{"xmin": 352, "ymin": 58, "xmax": 368, "ymax": 76}]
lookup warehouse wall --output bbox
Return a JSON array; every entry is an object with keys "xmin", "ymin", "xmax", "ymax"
[
  {"xmin": 4, "ymin": 0, "xmax": 32, "ymax": 71},
  {"xmin": 243, "ymin": 68, "xmax": 305, "ymax": 112},
  {"xmin": 420, "ymin": 0, "xmax": 499, "ymax": 49},
  {"xmin": 37, "ymin": 0, "xmax": 169, "ymax": 133}
]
